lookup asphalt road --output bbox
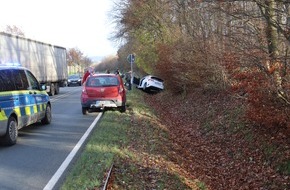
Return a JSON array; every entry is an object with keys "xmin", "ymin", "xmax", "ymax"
[{"xmin": 0, "ymin": 86, "xmax": 100, "ymax": 190}]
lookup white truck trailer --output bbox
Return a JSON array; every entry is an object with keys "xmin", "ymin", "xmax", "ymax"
[{"xmin": 0, "ymin": 32, "xmax": 67, "ymax": 95}]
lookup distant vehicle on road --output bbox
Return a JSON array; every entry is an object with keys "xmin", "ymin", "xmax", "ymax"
[
  {"xmin": 0, "ymin": 64, "xmax": 51, "ymax": 146},
  {"xmin": 67, "ymin": 74, "xmax": 82, "ymax": 86},
  {"xmin": 81, "ymin": 73, "xmax": 126, "ymax": 114},
  {"xmin": 137, "ymin": 75, "xmax": 164, "ymax": 92}
]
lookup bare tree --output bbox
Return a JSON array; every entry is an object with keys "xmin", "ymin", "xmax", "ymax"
[
  {"xmin": 67, "ymin": 48, "xmax": 84, "ymax": 66},
  {"xmin": 82, "ymin": 56, "xmax": 93, "ymax": 69},
  {"xmin": 4, "ymin": 25, "xmax": 25, "ymax": 37},
  {"xmin": 112, "ymin": 0, "xmax": 290, "ymax": 97}
]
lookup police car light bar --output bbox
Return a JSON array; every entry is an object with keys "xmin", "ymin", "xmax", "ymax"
[{"xmin": 0, "ymin": 62, "xmax": 22, "ymax": 67}]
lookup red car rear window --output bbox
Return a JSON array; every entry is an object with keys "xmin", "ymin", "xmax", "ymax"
[{"xmin": 86, "ymin": 76, "xmax": 119, "ymax": 87}]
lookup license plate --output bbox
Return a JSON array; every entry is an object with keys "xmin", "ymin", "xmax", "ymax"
[
  {"xmin": 96, "ymin": 101, "xmax": 104, "ymax": 106},
  {"xmin": 96, "ymin": 101, "xmax": 110, "ymax": 106}
]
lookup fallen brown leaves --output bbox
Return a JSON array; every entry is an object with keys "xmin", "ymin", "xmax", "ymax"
[
  {"xmin": 107, "ymin": 88, "xmax": 289, "ymax": 190},
  {"xmin": 144, "ymin": 88, "xmax": 290, "ymax": 190}
]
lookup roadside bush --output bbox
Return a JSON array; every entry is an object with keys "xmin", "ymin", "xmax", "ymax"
[
  {"xmin": 156, "ymin": 39, "xmax": 227, "ymax": 95},
  {"xmin": 223, "ymin": 52, "xmax": 290, "ymax": 128},
  {"xmin": 245, "ymin": 70, "xmax": 289, "ymax": 128}
]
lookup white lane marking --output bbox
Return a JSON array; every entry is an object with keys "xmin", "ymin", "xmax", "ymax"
[
  {"xmin": 43, "ymin": 112, "xmax": 103, "ymax": 190},
  {"xmin": 50, "ymin": 88, "xmax": 82, "ymax": 102}
]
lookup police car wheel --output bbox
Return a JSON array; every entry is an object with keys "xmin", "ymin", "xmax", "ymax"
[
  {"xmin": 41, "ymin": 104, "xmax": 52, "ymax": 124},
  {"xmin": 4, "ymin": 116, "xmax": 18, "ymax": 146}
]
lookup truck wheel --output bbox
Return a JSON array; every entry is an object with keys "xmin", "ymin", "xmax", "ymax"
[
  {"xmin": 3, "ymin": 116, "xmax": 18, "ymax": 146},
  {"xmin": 55, "ymin": 84, "xmax": 60, "ymax": 95},
  {"xmin": 41, "ymin": 104, "xmax": 52, "ymax": 124},
  {"xmin": 49, "ymin": 84, "xmax": 55, "ymax": 96}
]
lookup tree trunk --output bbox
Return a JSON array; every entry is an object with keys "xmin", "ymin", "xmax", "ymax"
[{"xmin": 263, "ymin": 0, "xmax": 289, "ymax": 103}]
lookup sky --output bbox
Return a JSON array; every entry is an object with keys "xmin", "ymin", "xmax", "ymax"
[{"xmin": 0, "ymin": 0, "xmax": 118, "ymax": 59}]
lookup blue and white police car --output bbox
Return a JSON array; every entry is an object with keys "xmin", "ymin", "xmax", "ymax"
[{"xmin": 0, "ymin": 63, "xmax": 51, "ymax": 146}]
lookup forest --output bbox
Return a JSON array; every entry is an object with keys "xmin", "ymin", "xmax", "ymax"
[
  {"xmin": 107, "ymin": 0, "xmax": 290, "ymax": 189},
  {"xmin": 113, "ymin": 0, "xmax": 290, "ymax": 129}
]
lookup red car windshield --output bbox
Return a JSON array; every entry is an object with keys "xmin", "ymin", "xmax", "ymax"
[{"xmin": 86, "ymin": 76, "xmax": 119, "ymax": 87}]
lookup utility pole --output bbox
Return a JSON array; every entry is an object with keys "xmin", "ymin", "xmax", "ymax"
[{"xmin": 127, "ymin": 54, "xmax": 135, "ymax": 90}]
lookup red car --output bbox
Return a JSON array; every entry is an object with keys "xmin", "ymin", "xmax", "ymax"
[{"xmin": 81, "ymin": 73, "xmax": 126, "ymax": 114}]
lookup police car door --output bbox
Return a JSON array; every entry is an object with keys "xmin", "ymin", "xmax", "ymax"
[
  {"xmin": 25, "ymin": 70, "xmax": 47, "ymax": 121},
  {"xmin": 12, "ymin": 68, "xmax": 37, "ymax": 126}
]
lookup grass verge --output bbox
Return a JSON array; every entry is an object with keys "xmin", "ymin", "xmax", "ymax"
[
  {"xmin": 61, "ymin": 89, "xmax": 198, "ymax": 190},
  {"xmin": 60, "ymin": 110, "xmax": 129, "ymax": 189}
]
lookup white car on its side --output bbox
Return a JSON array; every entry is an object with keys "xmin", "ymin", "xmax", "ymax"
[{"xmin": 137, "ymin": 75, "xmax": 164, "ymax": 92}]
